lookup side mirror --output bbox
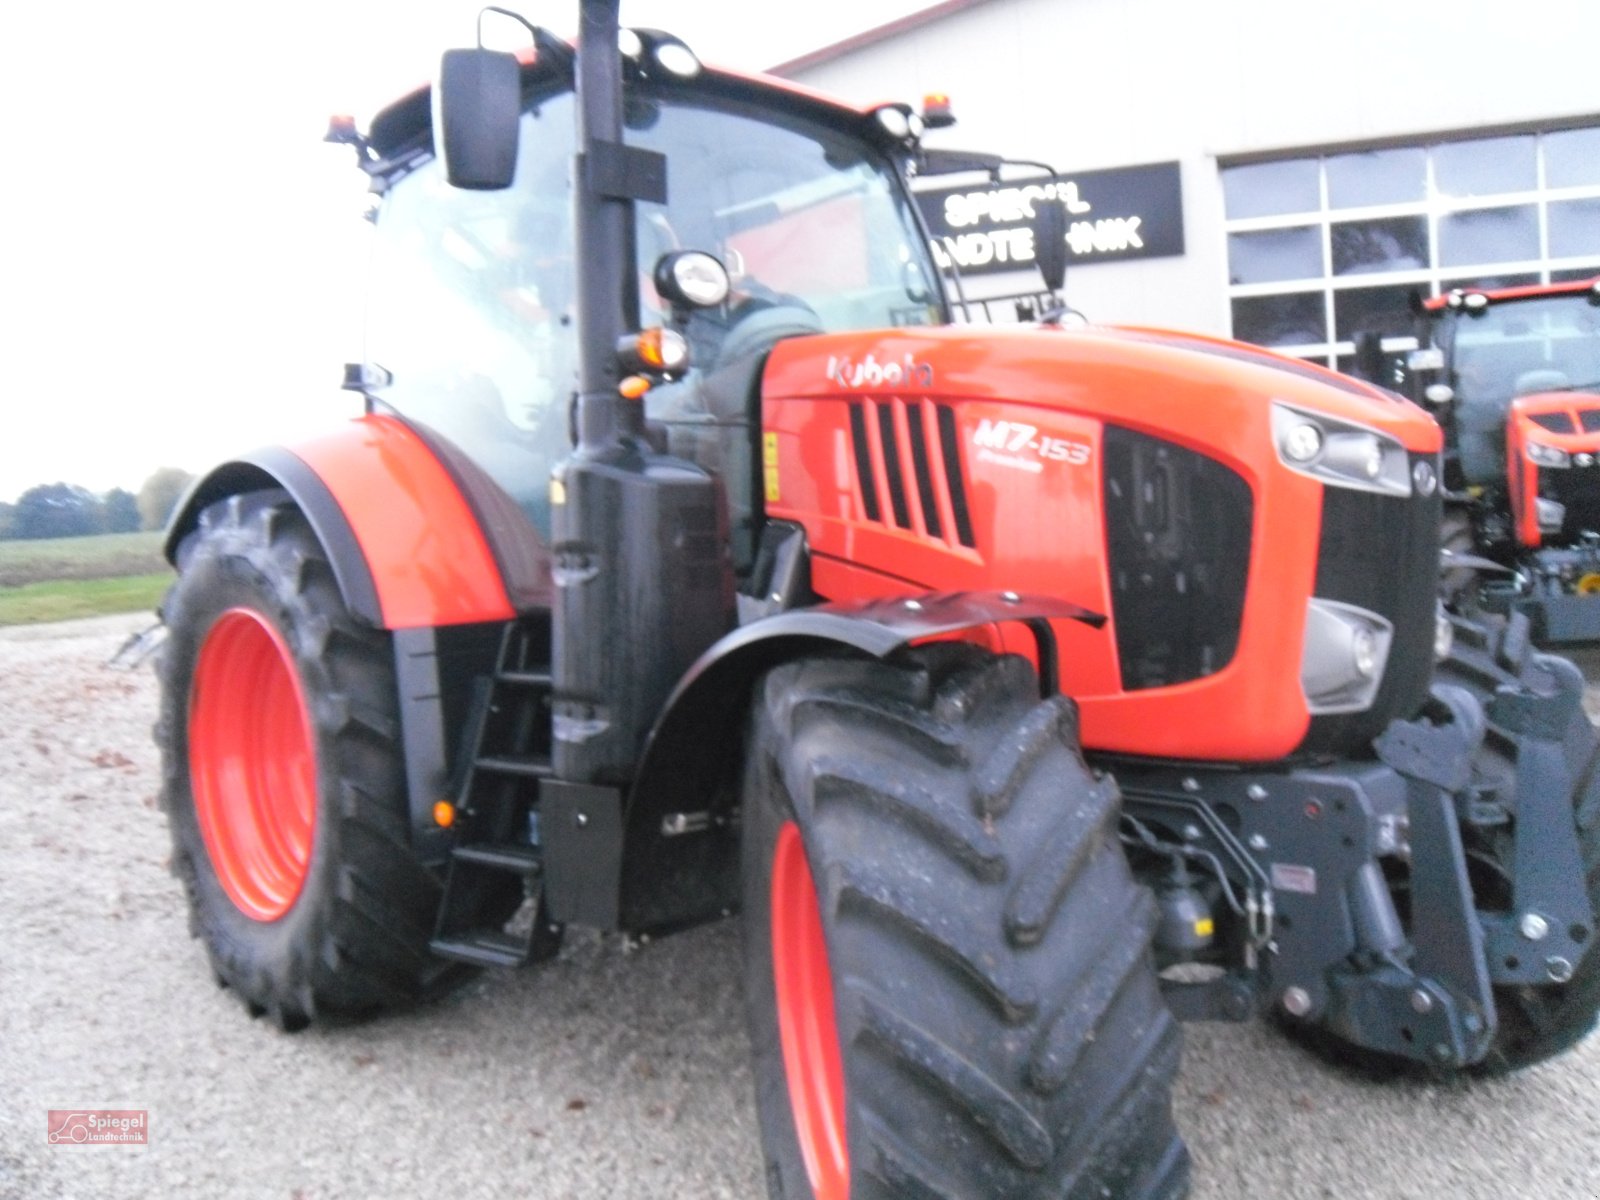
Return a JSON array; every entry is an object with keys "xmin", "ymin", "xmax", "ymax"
[
  {"xmin": 433, "ymin": 48, "xmax": 521, "ymax": 190},
  {"xmin": 1035, "ymin": 198, "xmax": 1067, "ymax": 294}
]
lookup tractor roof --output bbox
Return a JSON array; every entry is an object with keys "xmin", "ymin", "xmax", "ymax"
[
  {"xmin": 1422, "ymin": 275, "xmax": 1600, "ymax": 314},
  {"xmin": 363, "ymin": 41, "xmax": 876, "ymax": 183}
]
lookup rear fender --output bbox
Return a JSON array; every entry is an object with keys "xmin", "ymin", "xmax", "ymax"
[
  {"xmin": 615, "ymin": 590, "xmax": 1101, "ymax": 932},
  {"xmin": 165, "ymin": 414, "xmax": 551, "ymax": 629}
]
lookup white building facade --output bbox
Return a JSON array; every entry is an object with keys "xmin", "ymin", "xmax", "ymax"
[{"xmin": 776, "ymin": 0, "xmax": 1600, "ymax": 370}]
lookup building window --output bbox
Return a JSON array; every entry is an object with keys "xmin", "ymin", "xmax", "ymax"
[{"xmin": 1221, "ymin": 125, "xmax": 1600, "ymax": 368}]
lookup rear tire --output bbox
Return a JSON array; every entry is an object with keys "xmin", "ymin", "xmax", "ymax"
[
  {"xmin": 158, "ymin": 490, "xmax": 458, "ymax": 1029},
  {"xmin": 742, "ymin": 646, "xmax": 1188, "ymax": 1199}
]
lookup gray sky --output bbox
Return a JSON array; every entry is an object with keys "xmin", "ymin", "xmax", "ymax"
[{"xmin": 1, "ymin": 0, "xmax": 929, "ymax": 502}]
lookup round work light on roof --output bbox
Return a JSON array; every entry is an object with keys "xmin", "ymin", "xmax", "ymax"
[
  {"xmin": 874, "ymin": 105, "xmax": 912, "ymax": 139},
  {"xmin": 653, "ymin": 40, "xmax": 701, "ymax": 78}
]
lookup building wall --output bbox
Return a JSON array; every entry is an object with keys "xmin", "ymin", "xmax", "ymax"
[{"xmin": 784, "ymin": 0, "xmax": 1600, "ymax": 337}]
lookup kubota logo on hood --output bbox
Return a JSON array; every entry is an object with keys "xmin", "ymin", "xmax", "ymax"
[{"xmin": 825, "ymin": 352, "xmax": 934, "ymax": 390}]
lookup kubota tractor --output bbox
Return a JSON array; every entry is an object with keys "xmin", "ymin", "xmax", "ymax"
[
  {"xmin": 1401, "ymin": 277, "xmax": 1600, "ymax": 641},
  {"xmin": 155, "ymin": 5, "xmax": 1600, "ymax": 1197}
]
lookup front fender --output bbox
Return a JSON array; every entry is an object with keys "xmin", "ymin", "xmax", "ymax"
[{"xmin": 616, "ymin": 591, "xmax": 1101, "ymax": 931}]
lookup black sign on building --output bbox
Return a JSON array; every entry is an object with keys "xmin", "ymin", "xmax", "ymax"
[{"xmin": 914, "ymin": 160, "xmax": 1185, "ymax": 277}]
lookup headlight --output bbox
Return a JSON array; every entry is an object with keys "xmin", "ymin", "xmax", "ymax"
[
  {"xmin": 1281, "ymin": 422, "xmax": 1323, "ymax": 463},
  {"xmin": 1302, "ymin": 598, "xmax": 1394, "ymax": 714},
  {"xmin": 1526, "ymin": 440, "xmax": 1572, "ymax": 468},
  {"xmin": 1271, "ymin": 403, "xmax": 1413, "ymax": 496}
]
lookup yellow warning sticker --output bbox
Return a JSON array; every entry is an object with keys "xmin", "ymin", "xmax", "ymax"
[
  {"xmin": 1195, "ymin": 918, "xmax": 1215, "ymax": 938},
  {"xmin": 763, "ymin": 432, "xmax": 781, "ymax": 503}
]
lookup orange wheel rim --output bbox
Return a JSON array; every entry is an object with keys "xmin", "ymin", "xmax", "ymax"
[
  {"xmin": 771, "ymin": 821, "xmax": 849, "ymax": 1199},
  {"xmin": 189, "ymin": 608, "xmax": 317, "ymax": 921}
]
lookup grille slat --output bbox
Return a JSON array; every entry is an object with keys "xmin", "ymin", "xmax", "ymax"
[
  {"xmin": 847, "ymin": 403, "xmax": 882, "ymax": 523},
  {"xmin": 906, "ymin": 403, "xmax": 944, "ymax": 540},
  {"xmin": 876, "ymin": 403, "xmax": 914, "ymax": 530},
  {"xmin": 936, "ymin": 405, "xmax": 978, "ymax": 548}
]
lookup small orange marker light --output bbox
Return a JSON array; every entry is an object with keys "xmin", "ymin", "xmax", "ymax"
[
  {"xmin": 433, "ymin": 800, "xmax": 456, "ymax": 828},
  {"xmin": 619, "ymin": 374, "xmax": 652, "ymax": 400},
  {"xmin": 921, "ymin": 92, "xmax": 956, "ymax": 129}
]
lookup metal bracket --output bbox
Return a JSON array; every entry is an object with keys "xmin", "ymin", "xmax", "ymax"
[
  {"xmin": 583, "ymin": 141, "xmax": 667, "ymax": 204},
  {"xmin": 542, "ymin": 780, "xmax": 625, "ymax": 929}
]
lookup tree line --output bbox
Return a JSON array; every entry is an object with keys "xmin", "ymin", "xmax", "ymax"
[{"xmin": 0, "ymin": 468, "xmax": 194, "ymax": 540}]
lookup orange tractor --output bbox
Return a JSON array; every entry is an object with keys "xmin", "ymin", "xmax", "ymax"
[
  {"xmin": 1400, "ymin": 277, "xmax": 1600, "ymax": 641},
  {"xmin": 156, "ymin": 5, "xmax": 1600, "ymax": 1196}
]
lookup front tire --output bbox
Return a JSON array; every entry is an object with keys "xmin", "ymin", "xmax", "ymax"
[
  {"xmin": 158, "ymin": 490, "xmax": 456, "ymax": 1029},
  {"xmin": 742, "ymin": 646, "xmax": 1188, "ymax": 1199}
]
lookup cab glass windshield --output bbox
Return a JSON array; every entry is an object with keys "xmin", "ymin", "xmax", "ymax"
[{"xmin": 365, "ymin": 85, "xmax": 939, "ymax": 538}]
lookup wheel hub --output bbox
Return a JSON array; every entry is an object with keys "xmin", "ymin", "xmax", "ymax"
[{"xmin": 189, "ymin": 608, "xmax": 317, "ymax": 921}]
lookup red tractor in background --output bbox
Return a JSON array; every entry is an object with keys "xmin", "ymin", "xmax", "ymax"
[
  {"xmin": 155, "ymin": 4, "xmax": 1600, "ymax": 1197},
  {"xmin": 1398, "ymin": 277, "xmax": 1600, "ymax": 640}
]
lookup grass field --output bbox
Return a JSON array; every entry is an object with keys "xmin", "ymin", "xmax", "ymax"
[{"xmin": 0, "ymin": 531, "xmax": 171, "ymax": 625}]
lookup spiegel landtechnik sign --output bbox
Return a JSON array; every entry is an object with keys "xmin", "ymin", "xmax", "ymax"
[{"xmin": 915, "ymin": 161, "xmax": 1184, "ymax": 277}]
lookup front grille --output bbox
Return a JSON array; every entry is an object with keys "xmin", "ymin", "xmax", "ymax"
[
  {"xmin": 1301, "ymin": 458, "xmax": 1441, "ymax": 754},
  {"xmin": 1102, "ymin": 427, "xmax": 1252, "ymax": 691},
  {"xmin": 1543, "ymin": 462, "xmax": 1600, "ymax": 537},
  {"xmin": 848, "ymin": 400, "xmax": 977, "ymax": 548},
  {"xmin": 1530, "ymin": 411, "xmax": 1576, "ymax": 434}
]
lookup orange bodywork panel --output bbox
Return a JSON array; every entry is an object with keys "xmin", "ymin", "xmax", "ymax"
[
  {"xmin": 1506, "ymin": 391, "xmax": 1600, "ymax": 547},
  {"xmin": 291, "ymin": 415, "xmax": 515, "ymax": 629},
  {"xmin": 762, "ymin": 324, "xmax": 1440, "ymax": 763}
]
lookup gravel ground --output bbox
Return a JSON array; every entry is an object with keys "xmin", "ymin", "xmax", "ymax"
[{"xmin": 3, "ymin": 613, "xmax": 1598, "ymax": 1200}]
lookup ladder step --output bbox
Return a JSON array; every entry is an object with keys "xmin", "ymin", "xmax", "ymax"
[
  {"xmin": 453, "ymin": 842, "xmax": 542, "ymax": 874},
  {"xmin": 498, "ymin": 668, "xmax": 553, "ymax": 688},
  {"xmin": 430, "ymin": 930, "xmax": 535, "ymax": 969},
  {"xmin": 475, "ymin": 754, "xmax": 553, "ymax": 779}
]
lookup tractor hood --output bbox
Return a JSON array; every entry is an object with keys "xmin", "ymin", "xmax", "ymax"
[
  {"xmin": 765, "ymin": 323, "xmax": 1440, "ymax": 456},
  {"xmin": 759, "ymin": 323, "xmax": 1443, "ymax": 763}
]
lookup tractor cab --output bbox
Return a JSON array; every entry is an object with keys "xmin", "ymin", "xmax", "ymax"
[{"xmin": 357, "ymin": 41, "xmax": 943, "ymax": 568}]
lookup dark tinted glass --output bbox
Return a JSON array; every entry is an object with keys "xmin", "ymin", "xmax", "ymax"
[
  {"xmin": 1227, "ymin": 226, "xmax": 1323, "ymax": 285},
  {"xmin": 1326, "ymin": 148, "xmax": 1426, "ymax": 208},
  {"xmin": 1434, "ymin": 135, "xmax": 1537, "ymax": 197},
  {"xmin": 1438, "ymin": 205, "xmax": 1539, "ymax": 265},
  {"xmin": 1331, "ymin": 215, "xmax": 1429, "ymax": 275},
  {"xmin": 1232, "ymin": 292, "xmax": 1326, "ymax": 347},
  {"xmin": 1335, "ymin": 350, "xmax": 1409, "ymax": 388},
  {"xmin": 1544, "ymin": 127, "xmax": 1600, "ymax": 188},
  {"xmin": 1549, "ymin": 198, "xmax": 1600, "ymax": 259},
  {"xmin": 1222, "ymin": 159, "xmax": 1319, "ymax": 218},
  {"xmin": 1334, "ymin": 284, "xmax": 1419, "ymax": 341}
]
